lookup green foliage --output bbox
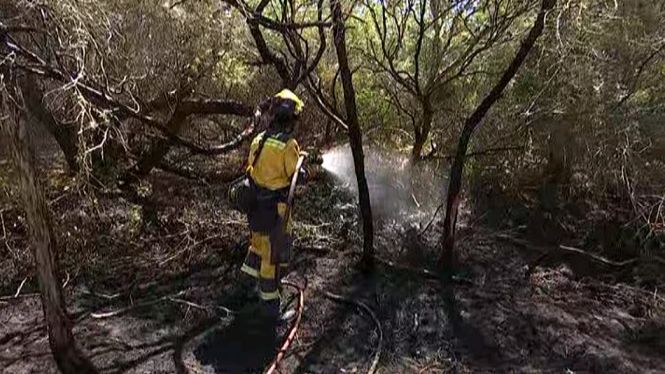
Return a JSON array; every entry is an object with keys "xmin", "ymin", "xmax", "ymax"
[{"xmin": 5, "ymin": 0, "xmax": 663, "ymax": 243}]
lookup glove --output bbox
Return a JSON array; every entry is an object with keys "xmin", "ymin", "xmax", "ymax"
[
  {"xmin": 297, "ymin": 149, "xmax": 322, "ymax": 183},
  {"xmin": 298, "ymin": 166, "xmax": 308, "ymax": 183}
]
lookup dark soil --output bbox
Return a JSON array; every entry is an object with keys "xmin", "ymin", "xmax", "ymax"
[{"xmin": 1, "ymin": 156, "xmax": 664, "ymax": 373}]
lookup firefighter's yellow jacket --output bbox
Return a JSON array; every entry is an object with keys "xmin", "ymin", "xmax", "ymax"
[{"xmin": 246, "ymin": 131, "xmax": 300, "ymax": 191}]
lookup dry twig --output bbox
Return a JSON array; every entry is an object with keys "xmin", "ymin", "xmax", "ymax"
[
  {"xmin": 14, "ymin": 277, "xmax": 28, "ymax": 298},
  {"xmin": 322, "ymin": 291, "xmax": 383, "ymax": 374},
  {"xmin": 411, "ymin": 193, "xmax": 421, "ymax": 208},
  {"xmin": 0, "ymin": 210, "xmax": 15, "ymax": 257},
  {"xmin": 167, "ymin": 297, "xmax": 236, "ymax": 317},
  {"xmin": 497, "ymin": 233, "xmax": 665, "ymax": 270},
  {"xmin": 62, "ymin": 272, "xmax": 71, "ymax": 288},
  {"xmin": 90, "ymin": 290, "xmax": 185, "ymax": 319},
  {"xmin": 0, "ymin": 292, "xmax": 39, "ymax": 301},
  {"xmin": 419, "ymin": 202, "xmax": 444, "ymax": 236},
  {"xmin": 376, "ymin": 257, "xmax": 474, "ymax": 285},
  {"xmin": 158, "ymin": 234, "xmax": 224, "ymax": 267},
  {"xmin": 81, "ymin": 289, "xmax": 121, "ymax": 300},
  {"xmin": 558, "ymin": 245, "xmax": 638, "ymax": 267}
]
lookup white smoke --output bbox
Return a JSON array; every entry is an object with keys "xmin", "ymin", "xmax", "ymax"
[{"xmin": 321, "ymin": 144, "xmax": 445, "ymax": 222}]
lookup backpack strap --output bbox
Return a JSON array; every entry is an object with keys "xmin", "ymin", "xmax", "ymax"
[
  {"xmin": 271, "ymin": 131, "xmax": 293, "ymax": 143},
  {"xmin": 248, "ymin": 132, "xmax": 269, "ymax": 175},
  {"xmin": 252, "ymin": 129, "xmax": 292, "ymax": 166}
]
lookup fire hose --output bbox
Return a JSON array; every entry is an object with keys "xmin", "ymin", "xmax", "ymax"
[
  {"xmin": 283, "ymin": 155, "xmax": 306, "ymax": 229},
  {"xmin": 264, "ymin": 280, "xmax": 305, "ymax": 374},
  {"xmin": 265, "ymin": 155, "xmax": 382, "ymax": 374},
  {"xmin": 263, "ymin": 281, "xmax": 383, "ymax": 374}
]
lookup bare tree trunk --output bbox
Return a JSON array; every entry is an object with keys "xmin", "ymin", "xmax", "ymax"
[
  {"xmin": 411, "ymin": 130, "xmax": 425, "ymax": 165},
  {"xmin": 410, "ymin": 98, "xmax": 433, "ymax": 165},
  {"xmin": 324, "ymin": 119, "xmax": 333, "ymax": 145},
  {"xmin": 1, "ymin": 77, "xmax": 97, "ymax": 374},
  {"xmin": 540, "ymin": 118, "xmax": 573, "ymax": 210},
  {"xmin": 0, "ymin": 2, "xmax": 79, "ymax": 173},
  {"xmin": 439, "ymin": 0, "xmax": 556, "ymax": 270},
  {"xmin": 17, "ymin": 63, "xmax": 79, "ymax": 174},
  {"xmin": 126, "ymin": 111, "xmax": 187, "ymax": 182},
  {"xmin": 331, "ymin": 0, "xmax": 374, "ymax": 270}
]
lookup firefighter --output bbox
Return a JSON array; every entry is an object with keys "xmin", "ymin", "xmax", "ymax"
[{"xmin": 239, "ymin": 89, "xmax": 307, "ymax": 322}]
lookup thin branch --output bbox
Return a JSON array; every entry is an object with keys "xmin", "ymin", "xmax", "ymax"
[
  {"xmin": 0, "ymin": 210, "xmax": 14, "ymax": 257},
  {"xmin": 323, "ymin": 290, "xmax": 383, "ymax": 374},
  {"xmin": 168, "ymin": 297, "xmax": 236, "ymax": 317},
  {"xmin": 91, "ymin": 291, "xmax": 185, "ymax": 319},
  {"xmin": 168, "ymin": 123, "xmax": 256, "ymax": 155},
  {"xmin": 305, "ymin": 73, "xmax": 349, "ymax": 130},
  {"xmin": 614, "ymin": 42, "xmax": 665, "ymax": 110},
  {"xmin": 365, "ymin": 0, "xmax": 417, "ymax": 95},
  {"xmin": 62, "ymin": 271, "xmax": 71, "ymax": 289},
  {"xmin": 296, "ymin": 0, "xmax": 326, "ymax": 85},
  {"xmin": 14, "ymin": 277, "xmax": 28, "ymax": 298},
  {"xmin": 234, "ymin": 0, "xmax": 333, "ymax": 31},
  {"xmin": 168, "ymin": 0, "xmax": 192, "ymax": 9},
  {"xmin": 558, "ymin": 245, "xmax": 637, "ymax": 267},
  {"xmin": 412, "ymin": 0, "xmax": 427, "ymax": 96},
  {"xmin": 419, "ymin": 203, "xmax": 444, "ymax": 236}
]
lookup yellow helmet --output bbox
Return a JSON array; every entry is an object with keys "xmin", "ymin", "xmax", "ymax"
[{"xmin": 274, "ymin": 89, "xmax": 304, "ymax": 116}]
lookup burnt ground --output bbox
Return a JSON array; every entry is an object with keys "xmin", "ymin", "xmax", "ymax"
[{"xmin": 1, "ymin": 156, "xmax": 665, "ymax": 374}]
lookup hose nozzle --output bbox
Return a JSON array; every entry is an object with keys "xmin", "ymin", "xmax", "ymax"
[{"xmin": 303, "ymin": 148, "xmax": 323, "ymax": 166}]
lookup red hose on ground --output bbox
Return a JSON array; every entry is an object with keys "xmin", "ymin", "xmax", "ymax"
[{"xmin": 265, "ymin": 280, "xmax": 305, "ymax": 374}]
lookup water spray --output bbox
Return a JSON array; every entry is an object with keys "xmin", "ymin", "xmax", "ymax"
[{"xmin": 319, "ymin": 144, "xmax": 444, "ymax": 222}]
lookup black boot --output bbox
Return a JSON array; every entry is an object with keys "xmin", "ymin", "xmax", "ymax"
[
  {"xmin": 259, "ymin": 299, "xmax": 296, "ymax": 326},
  {"xmin": 222, "ymin": 274, "xmax": 257, "ymax": 311}
]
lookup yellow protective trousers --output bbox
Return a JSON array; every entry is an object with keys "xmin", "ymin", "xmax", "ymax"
[{"xmin": 241, "ymin": 202, "xmax": 292, "ymax": 303}]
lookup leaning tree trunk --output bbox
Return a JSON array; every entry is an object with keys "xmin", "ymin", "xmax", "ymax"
[
  {"xmin": 20, "ymin": 77, "xmax": 79, "ymax": 173},
  {"xmin": 1, "ymin": 78, "xmax": 97, "ymax": 374},
  {"xmin": 1, "ymin": 3, "xmax": 79, "ymax": 173},
  {"xmin": 331, "ymin": 0, "xmax": 374, "ymax": 269},
  {"xmin": 439, "ymin": 0, "xmax": 556, "ymax": 270},
  {"xmin": 126, "ymin": 110, "xmax": 187, "ymax": 182},
  {"xmin": 410, "ymin": 97, "xmax": 434, "ymax": 165},
  {"xmin": 123, "ymin": 98, "xmax": 253, "ymax": 183}
]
